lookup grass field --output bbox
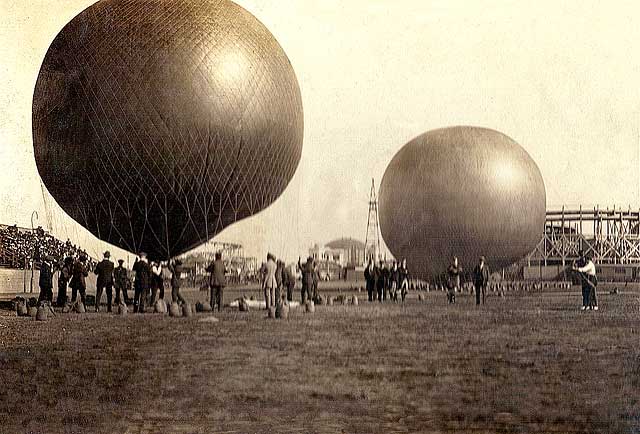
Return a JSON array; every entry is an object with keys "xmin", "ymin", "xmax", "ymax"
[{"xmin": 1, "ymin": 285, "xmax": 639, "ymax": 434}]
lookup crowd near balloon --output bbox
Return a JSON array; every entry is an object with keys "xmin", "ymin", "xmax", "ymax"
[{"xmin": 14, "ymin": 245, "xmax": 599, "ymax": 321}]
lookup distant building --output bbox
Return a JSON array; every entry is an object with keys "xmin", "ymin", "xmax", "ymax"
[{"xmin": 308, "ymin": 238, "xmax": 366, "ymax": 267}]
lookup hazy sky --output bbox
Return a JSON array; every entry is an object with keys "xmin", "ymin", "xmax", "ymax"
[{"xmin": 1, "ymin": 0, "xmax": 639, "ymax": 262}]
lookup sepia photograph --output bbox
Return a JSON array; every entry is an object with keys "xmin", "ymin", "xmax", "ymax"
[{"xmin": 0, "ymin": 0, "xmax": 639, "ymax": 432}]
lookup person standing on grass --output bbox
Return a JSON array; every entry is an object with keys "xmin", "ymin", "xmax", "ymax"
[
  {"xmin": 263, "ymin": 253, "xmax": 277, "ymax": 308},
  {"xmin": 284, "ymin": 263, "xmax": 296, "ymax": 302},
  {"xmin": 168, "ymin": 259, "xmax": 186, "ymax": 305},
  {"xmin": 312, "ymin": 260, "xmax": 321, "ymax": 301},
  {"xmin": 375, "ymin": 260, "xmax": 386, "ymax": 302},
  {"xmin": 206, "ymin": 252, "xmax": 227, "ymax": 312},
  {"xmin": 37, "ymin": 255, "xmax": 55, "ymax": 304},
  {"xmin": 447, "ymin": 257, "xmax": 462, "ymax": 304},
  {"xmin": 572, "ymin": 251, "xmax": 598, "ymax": 311},
  {"xmin": 113, "ymin": 259, "xmax": 130, "ymax": 305},
  {"xmin": 94, "ymin": 251, "xmax": 115, "ymax": 312},
  {"xmin": 132, "ymin": 252, "xmax": 152, "ymax": 313},
  {"xmin": 383, "ymin": 262, "xmax": 392, "ymax": 301},
  {"xmin": 364, "ymin": 259, "xmax": 376, "ymax": 302},
  {"xmin": 399, "ymin": 258, "xmax": 410, "ymax": 302},
  {"xmin": 70, "ymin": 254, "xmax": 89, "ymax": 306},
  {"xmin": 573, "ymin": 250, "xmax": 589, "ymax": 310},
  {"xmin": 275, "ymin": 259, "xmax": 286, "ymax": 304},
  {"xmin": 472, "ymin": 256, "xmax": 490, "ymax": 306},
  {"xmin": 56, "ymin": 256, "xmax": 74, "ymax": 306},
  {"xmin": 298, "ymin": 256, "xmax": 314, "ymax": 303},
  {"xmin": 389, "ymin": 261, "xmax": 399, "ymax": 302},
  {"xmin": 149, "ymin": 261, "xmax": 164, "ymax": 305}
]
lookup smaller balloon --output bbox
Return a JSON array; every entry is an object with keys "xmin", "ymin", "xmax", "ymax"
[{"xmin": 379, "ymin": 126, "xmax": 546, "ymax": 279}]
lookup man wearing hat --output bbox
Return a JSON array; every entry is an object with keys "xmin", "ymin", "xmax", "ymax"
[
  {"xmin": 37, "ymin": 255, "xmax": 55, "ymax": 304},
  {"xmin": 472, "ymin": 256, "xmax": 490, "ymax": 305},
  {"xmin": 56, "ymin": 256, "xmax": 74, "ymax": 306},
  {"xmin": 70, "ymin": 254, "xmax": 89, "ymax": 305},
  {"xmin": 298, "ymin": 256, "xmax": 315, "ymax": 304},
  {"xmin": 132, "ymin": 252, "xmax": 152, "ymax": 313},
  {"xmin": 206, "ymin": 252, "xmax": 227, "ymax": 311},
  {"xmin": 113, "ymin": 259, "xmax": 130, "ymax": 305},
  {"xmin": 94, "ymin": 251, "xmax": 115, "ymax": 312}
]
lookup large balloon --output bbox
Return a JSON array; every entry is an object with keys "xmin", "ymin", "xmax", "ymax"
[
  {"xmin": 33, "ymin": 0, "xmax": 303, "ymax": 260},
  {"xmin": 379, "ymin": 126, "xmax": 546, "ymax": 279}
]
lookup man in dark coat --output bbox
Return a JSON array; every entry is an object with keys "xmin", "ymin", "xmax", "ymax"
[
  {"xmin": 373, "ymin": 261, "xmax": 381, "ymax": 302},
  {"xmin": 298, "ymin": 256, "xmax": 314, "ymax": 303},
  {"xmin": 283, "ymin": 264, "xmax": 296, "ymax": 302},
  {"xmin": 132, "ymin": 252, "xmax": 152, "ymax": 313},
  {"xmin": 38, "ymin": 255, "xmax": 55, "ymax": 304},
  {"xmin": 94, "ymin": 251, "xmax": 115, "ymax": 312},
  {"xmin": 312, "ymin": 261, "xmax": 321, "ymax": 302},
  {"xmin": 472, "ymin": 256, "xmax": 490, "ymax": 305},
  {"xmin": 113, "ymin": 259, "xmax": 130, "ymax": 305},
  {"xmin": 56, "ymin": 256, "xmax": 74, "ymax": 306},
  {"xmin": 389, "ymin": 261, "xmax": 400, "ymax": 302},
  {"xmin": 364, "ymin": 260, "xmax": 376, "ymax": 302},
  {"xmin": 168, "ymin": 259, "xmax": 186, "ymax": 305},
  {"xmin": 70, "ymin": 254, "xmax": 89, "ymax": 305},
  {"xmin": 206, "ymin": 252, "xmax": 226, "ymax": 311},
  {"xmin": 275, "ymin": 260, "xmax": 285, "ymax": 304},
  {"xmin": 376, "ymin": 260, "xmax": 388, "ymax": 302}
]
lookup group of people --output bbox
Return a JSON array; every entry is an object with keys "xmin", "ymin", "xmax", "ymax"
[
  {"xmin": 35, "ymin": 248, "xmax": 240, "ymax": 314},
  {"xmin": 363, "ymin": 258, "xmax": 410, "ymax": 303},
  {"xmin": 297, "ymin": 256, "xmax": 320, "ymax": 304},
  {"xmin": 444, "ymin": 252, "xmax": 599, "ymax": 310},
  {"xmin": 258, "ymin": 253, "xmax": 297, "ymax": 309},
  {"xmin": 129, "ymin": 253, "xmax": 186, "ymax": 313},
  {"xmin": 36, "ymin": 250, "xmax": 186, "ymax": 314},
  {"xmin": 206, "ymin": 252, "xmax": 299, "ymax": 311},
  {"xmin": 37, "ymin": 252, "xmax": 106, "ymax": 307},
  {"xmin": 446, "ymin": 256, "xmax": 490, "ymax": 305},
  {"xmin": 35, "ymin": 247, "xmax": 600, "ymax": 314}
]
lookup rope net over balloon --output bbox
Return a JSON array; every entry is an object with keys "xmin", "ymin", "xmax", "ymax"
[{"xmin": 33, "ymin": 0, "xmax": 304, "ymax": 261}]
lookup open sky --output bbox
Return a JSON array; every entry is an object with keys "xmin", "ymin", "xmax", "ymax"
[{"xmin": 1, "ymin": 0, "xmax": 639, "ymax": 262}]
